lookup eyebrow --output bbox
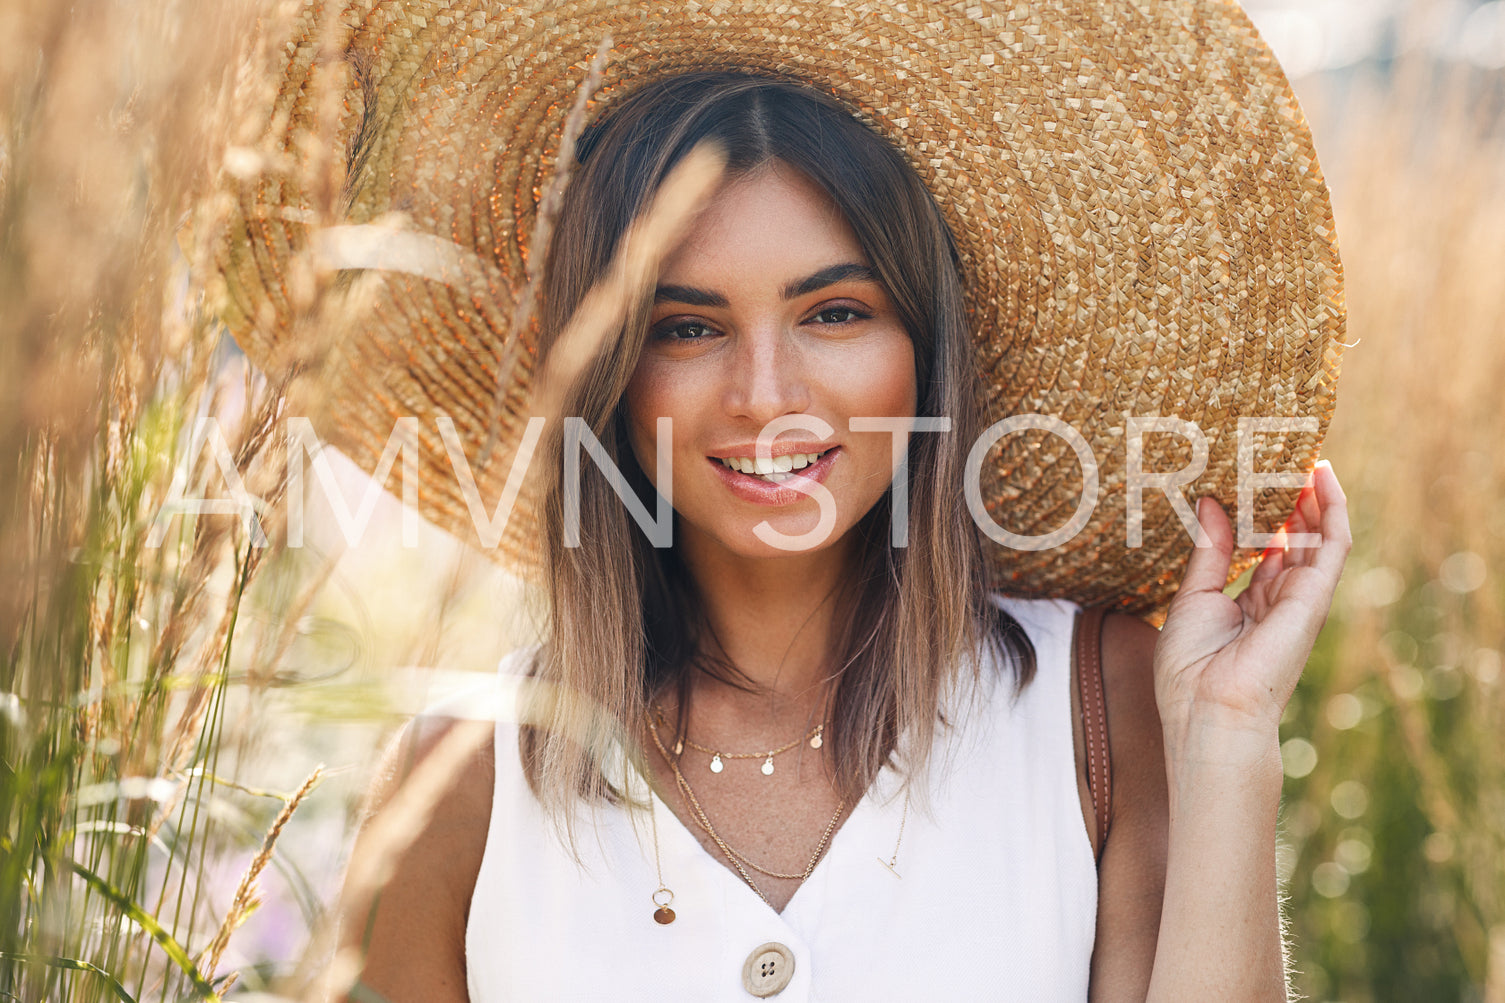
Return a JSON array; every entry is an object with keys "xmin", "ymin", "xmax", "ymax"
[
  {"xmin": 653, "ymin": 284, "xmax": 728, "ymax": 308},
  {"xmin": 652, "ymin": 262, "xmax": 879, "ymax": 308},
  {"xmin": 782, "ymin": 263, "xmax": 878, "ymax": 300}
]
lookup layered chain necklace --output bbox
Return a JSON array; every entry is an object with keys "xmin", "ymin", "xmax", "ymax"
[{"xmin": 645, "ymin": 706, "xmax": 845, "ymax": 912}]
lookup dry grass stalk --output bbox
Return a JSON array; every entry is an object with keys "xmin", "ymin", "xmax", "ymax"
[
  {"xmin": 529, "ymin": 142, "xmax": 727, "ymax": 420},
  {"xmin": 160, "ymin": 384, "xmax": 295, "ymax": 774},
  {"xmin": 0, "ymin": 0, "xmax": 356, "ymax": 995},
  {"xmin": 199, "ymin": 765, "xmax": 324, "ymax": 981}
]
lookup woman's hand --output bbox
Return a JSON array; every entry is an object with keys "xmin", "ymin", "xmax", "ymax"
[{"xmin": 1153, "ymin": 460, "xmax": 1351, "ymax": 771}]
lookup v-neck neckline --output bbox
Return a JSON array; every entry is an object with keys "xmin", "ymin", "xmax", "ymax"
[
  {"xmin": 625, "ymin": 668, "xmax": 986, "ymax": 921},
  {"xmin": 639, "ymin": 761, "xmax": 893, "ymax": 921}
]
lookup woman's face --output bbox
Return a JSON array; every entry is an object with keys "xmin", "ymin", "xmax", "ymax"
[{"xmin": 624, "ymin": 162, "xmax": 918, "ymax": 563}]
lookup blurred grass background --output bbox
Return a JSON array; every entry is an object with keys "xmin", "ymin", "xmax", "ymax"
[
  {"xmin": 1, "ymin": 0, "xmax": 1503, "ymax": 999},
  {"xmin": 1246, "ymin": 4, "xmax": 1505, "ymax": 999}
]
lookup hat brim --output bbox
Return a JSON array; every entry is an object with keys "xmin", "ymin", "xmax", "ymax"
[{"xmin": 216, "ymin": 0, "xmax": 1344, "ymax": 616}]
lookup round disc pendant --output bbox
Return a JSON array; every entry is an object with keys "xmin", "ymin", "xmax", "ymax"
[
  {"xmin": 761, "ymin": 756, "xmax": 775, "ymax": 776},
  {"xmin": 653, "ymin": 906, "xmax": 676, "ymax": 924},
  {"xmin": 810, "ymin": 733, "xmax": 823, "ymax": 749},
  {"xmin": 709, "ymin": 754, "xmax": 724, "ymax": 773}
]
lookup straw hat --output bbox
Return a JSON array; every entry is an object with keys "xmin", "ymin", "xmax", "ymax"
[{"xmin": 215, "ymin": 0, "xmax": 1344, "ymax": 615}]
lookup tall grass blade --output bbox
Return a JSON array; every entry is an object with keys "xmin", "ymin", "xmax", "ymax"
[
  {"xmin": 0, "ymin": 953, "xmax": 138, "ymax": 1003},
  {"xmin": 64, "ymin": 858, "xmax": 216, "ymax": 998}
]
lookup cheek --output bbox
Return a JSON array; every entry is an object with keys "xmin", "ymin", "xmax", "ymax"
[
  {"xmin": 623, "ymin": 362, "xmax": 696, "ymax": 486},
  {"xmin": 855, "ymin": 335, "xmax": 918, "ymax": 417},
  {"xmin": 622, "ymin": 368, "xmax": 660, "ymax": 478},
  {"xmin": 841, "ymin": 336, "xmax": 917, "ymax": 483}
]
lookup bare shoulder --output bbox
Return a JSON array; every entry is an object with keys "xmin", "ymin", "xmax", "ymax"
[
  {"xmin": 1088, "ymin": 612, "xmax": 1170, "ymax": 999},
  {"xmin": 335, "ymin": 712, "xmax": 497, "ymax": 1002}
]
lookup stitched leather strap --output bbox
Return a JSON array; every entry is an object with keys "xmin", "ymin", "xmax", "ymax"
[{"xmin": 1073, "ymin": 606, "xmax": 1111, "ymax": 863}]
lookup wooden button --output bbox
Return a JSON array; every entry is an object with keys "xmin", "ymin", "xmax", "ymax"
[{"xmin": 741, "ymin": 941, "xmax": 795, "ymax": 997}]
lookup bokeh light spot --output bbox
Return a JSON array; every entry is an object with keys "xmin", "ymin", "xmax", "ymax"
[
  {"xmin": 1439, "ymin": 551, "xmax": 1487, "ymax": 593},
  {"xmin": 1423, "ymin": 832, "xmax": 1456, "ymax": 864},
  {"xmin": 1334, "ymin": 900, "xmax": 1372, "ymax": 944},
  {"xmin": 1325, "ymin": 692, "xmax": 1364, "ymax": 730},
  {"xmin": 1331, "ymin": 780, "xmax": 1370, "ymax": 819},
  {"xmin": 1356, "ymin": 565, "xmax": 1405, "ymax": 606},
  {"xmin": 1335, "ymin": 837, "xmax": 1372, "ymax": 874},
  {"xmin": 1313, "ymin": 861, "xmax": 1351, "ymax": 898},
  {"xmin": 1282, "ymin": 737, "xmax": 1318, "ymax": 779},
  {"xmin": 1469, "ymin": 648, "xmax": 1501, "ymax": 686},
  {"xmin": 1390, "ymin": 664, "xmax": 1425, "ymax": 700}
]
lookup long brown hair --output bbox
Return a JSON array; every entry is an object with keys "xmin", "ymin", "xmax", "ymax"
[{"xmin": 522, "ymin": 73, "xmax": 1035, "ymax": 837}]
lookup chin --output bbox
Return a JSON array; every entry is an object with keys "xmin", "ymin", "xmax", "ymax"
[{"xmin": 691, "ymin": 519, "xmax": 858, "ymax": 563}]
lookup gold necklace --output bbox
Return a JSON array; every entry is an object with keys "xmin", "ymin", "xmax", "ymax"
[
  {"xmin": 650, "ymin": 712, "xmax": 842, "ymax": 880},
  {"xmin": 645, "ymin": 708, "xmax": 845, "ymax": 908},
  {"xmin": 649, "ymin": 702, "xmax": 823, "ymax": 776},
  {"xmin": 648, "ymin": 795, "xmax": 676, "ymax": 924},
  {"xmin": 877, "ymin": 790, "xmax": 911, "ymax": 878}
]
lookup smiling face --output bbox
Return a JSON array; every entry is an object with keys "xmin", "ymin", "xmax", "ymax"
[{"xmin": 623, "ymin": 162, "xmax": 918, "ymax": 565}]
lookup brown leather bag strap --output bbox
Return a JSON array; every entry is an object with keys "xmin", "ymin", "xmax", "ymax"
[{"xmin": 1073, "ymin": 606, "xmax": 1112, "ymax": 863}]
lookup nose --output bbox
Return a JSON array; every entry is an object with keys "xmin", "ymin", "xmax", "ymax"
[{"xmin": 723, "ymin": 325, "xmax": 811, "ymax": 423}]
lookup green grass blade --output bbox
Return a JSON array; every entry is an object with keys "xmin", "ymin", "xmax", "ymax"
[
  {"xmin": 0, "ymin": 953, "xmax": 137, "ymax": 1002},
  {"xmin": 64, "ymin": 859, "xmax": 217, "ymax": 999}
]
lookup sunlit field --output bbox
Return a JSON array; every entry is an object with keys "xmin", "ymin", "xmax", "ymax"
[
  {"xmin": 1, "ymin": 1, "xmax": 1501, "ymax": 1000},
  {"xmin": 1268, "ymin": 75, "xmax": 1505, "ymax": 1003}
]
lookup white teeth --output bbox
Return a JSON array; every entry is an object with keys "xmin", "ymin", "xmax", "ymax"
[{"xmin": 718, "ymin": 449, "xmax": 830, "ymax": 481}]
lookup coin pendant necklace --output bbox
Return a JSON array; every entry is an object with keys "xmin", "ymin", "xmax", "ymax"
[
  {"xmin": 648, "ymin": 794, "xmax": 677, "ymax": 924},
  {"xmin": 652, "ymin": 703, "xmax": 823, "ymax": 776}
]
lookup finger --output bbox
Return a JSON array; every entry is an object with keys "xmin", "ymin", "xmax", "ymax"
[
  {"xmin": 1311, "ymin": 459, "xmax": 1352, "ymax": 582},
  {"xmin": 1279, "ymin": 470, "xmax": 1322, "ymax": 560},
  {"xmin": 1249, "ymin": 536, "xmax": 1287, "ymax": 582},
  {"xmin": 1298, "ymin": 466, "xmax": 1322, "ymax": 526},
  {"xmin": 1177, "ymin": 495, "xmax": 1236, "ymax": 596},
  {"xmin": 1282, "ymin": 504, "xmax": 1315, "ymax": 569},
  {"xmin": 1293, "ymin": 473, "xmax": 1322, "ymax": 549},
  {"xmin": 1235, "ymin": 575, "xmax": 1277, "ymax": 621}
]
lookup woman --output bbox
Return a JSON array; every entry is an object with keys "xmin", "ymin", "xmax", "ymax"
[{"xmin": 218, "ymin": 2, "xmax": 1350, "ymax": 999}]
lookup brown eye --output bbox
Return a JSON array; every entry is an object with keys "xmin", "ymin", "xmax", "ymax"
[
  {"xmin": 652, "ymin": 320, "xmax": 718, "ymax": 341},
  {"xmin": 809, "ymin": 306, "xmax": 867, "ymax": 325}
]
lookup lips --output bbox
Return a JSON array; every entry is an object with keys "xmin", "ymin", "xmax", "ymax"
[
  {"xmin": 714, "ymin": 447, "xmax": 833, "ymax": 482},
  {"xmin": 706, "ymin": 446, "xmax": 840, "ymax": 506}
]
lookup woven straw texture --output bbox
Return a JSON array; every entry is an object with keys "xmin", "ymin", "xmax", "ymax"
[{"xmin": 216, "ymin": 0, "xmax": 1345, "ymax": 614}]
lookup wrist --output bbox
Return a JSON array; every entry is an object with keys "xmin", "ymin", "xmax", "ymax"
[{"xmin": 1161, "ymin": 713, "xmax": 1284, "ymax": 805}]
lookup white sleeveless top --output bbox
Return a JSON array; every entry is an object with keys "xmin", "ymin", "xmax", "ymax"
[{"xmin": 465, "ymin": 595, "xmax": 1097, "ymax": 1000}]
